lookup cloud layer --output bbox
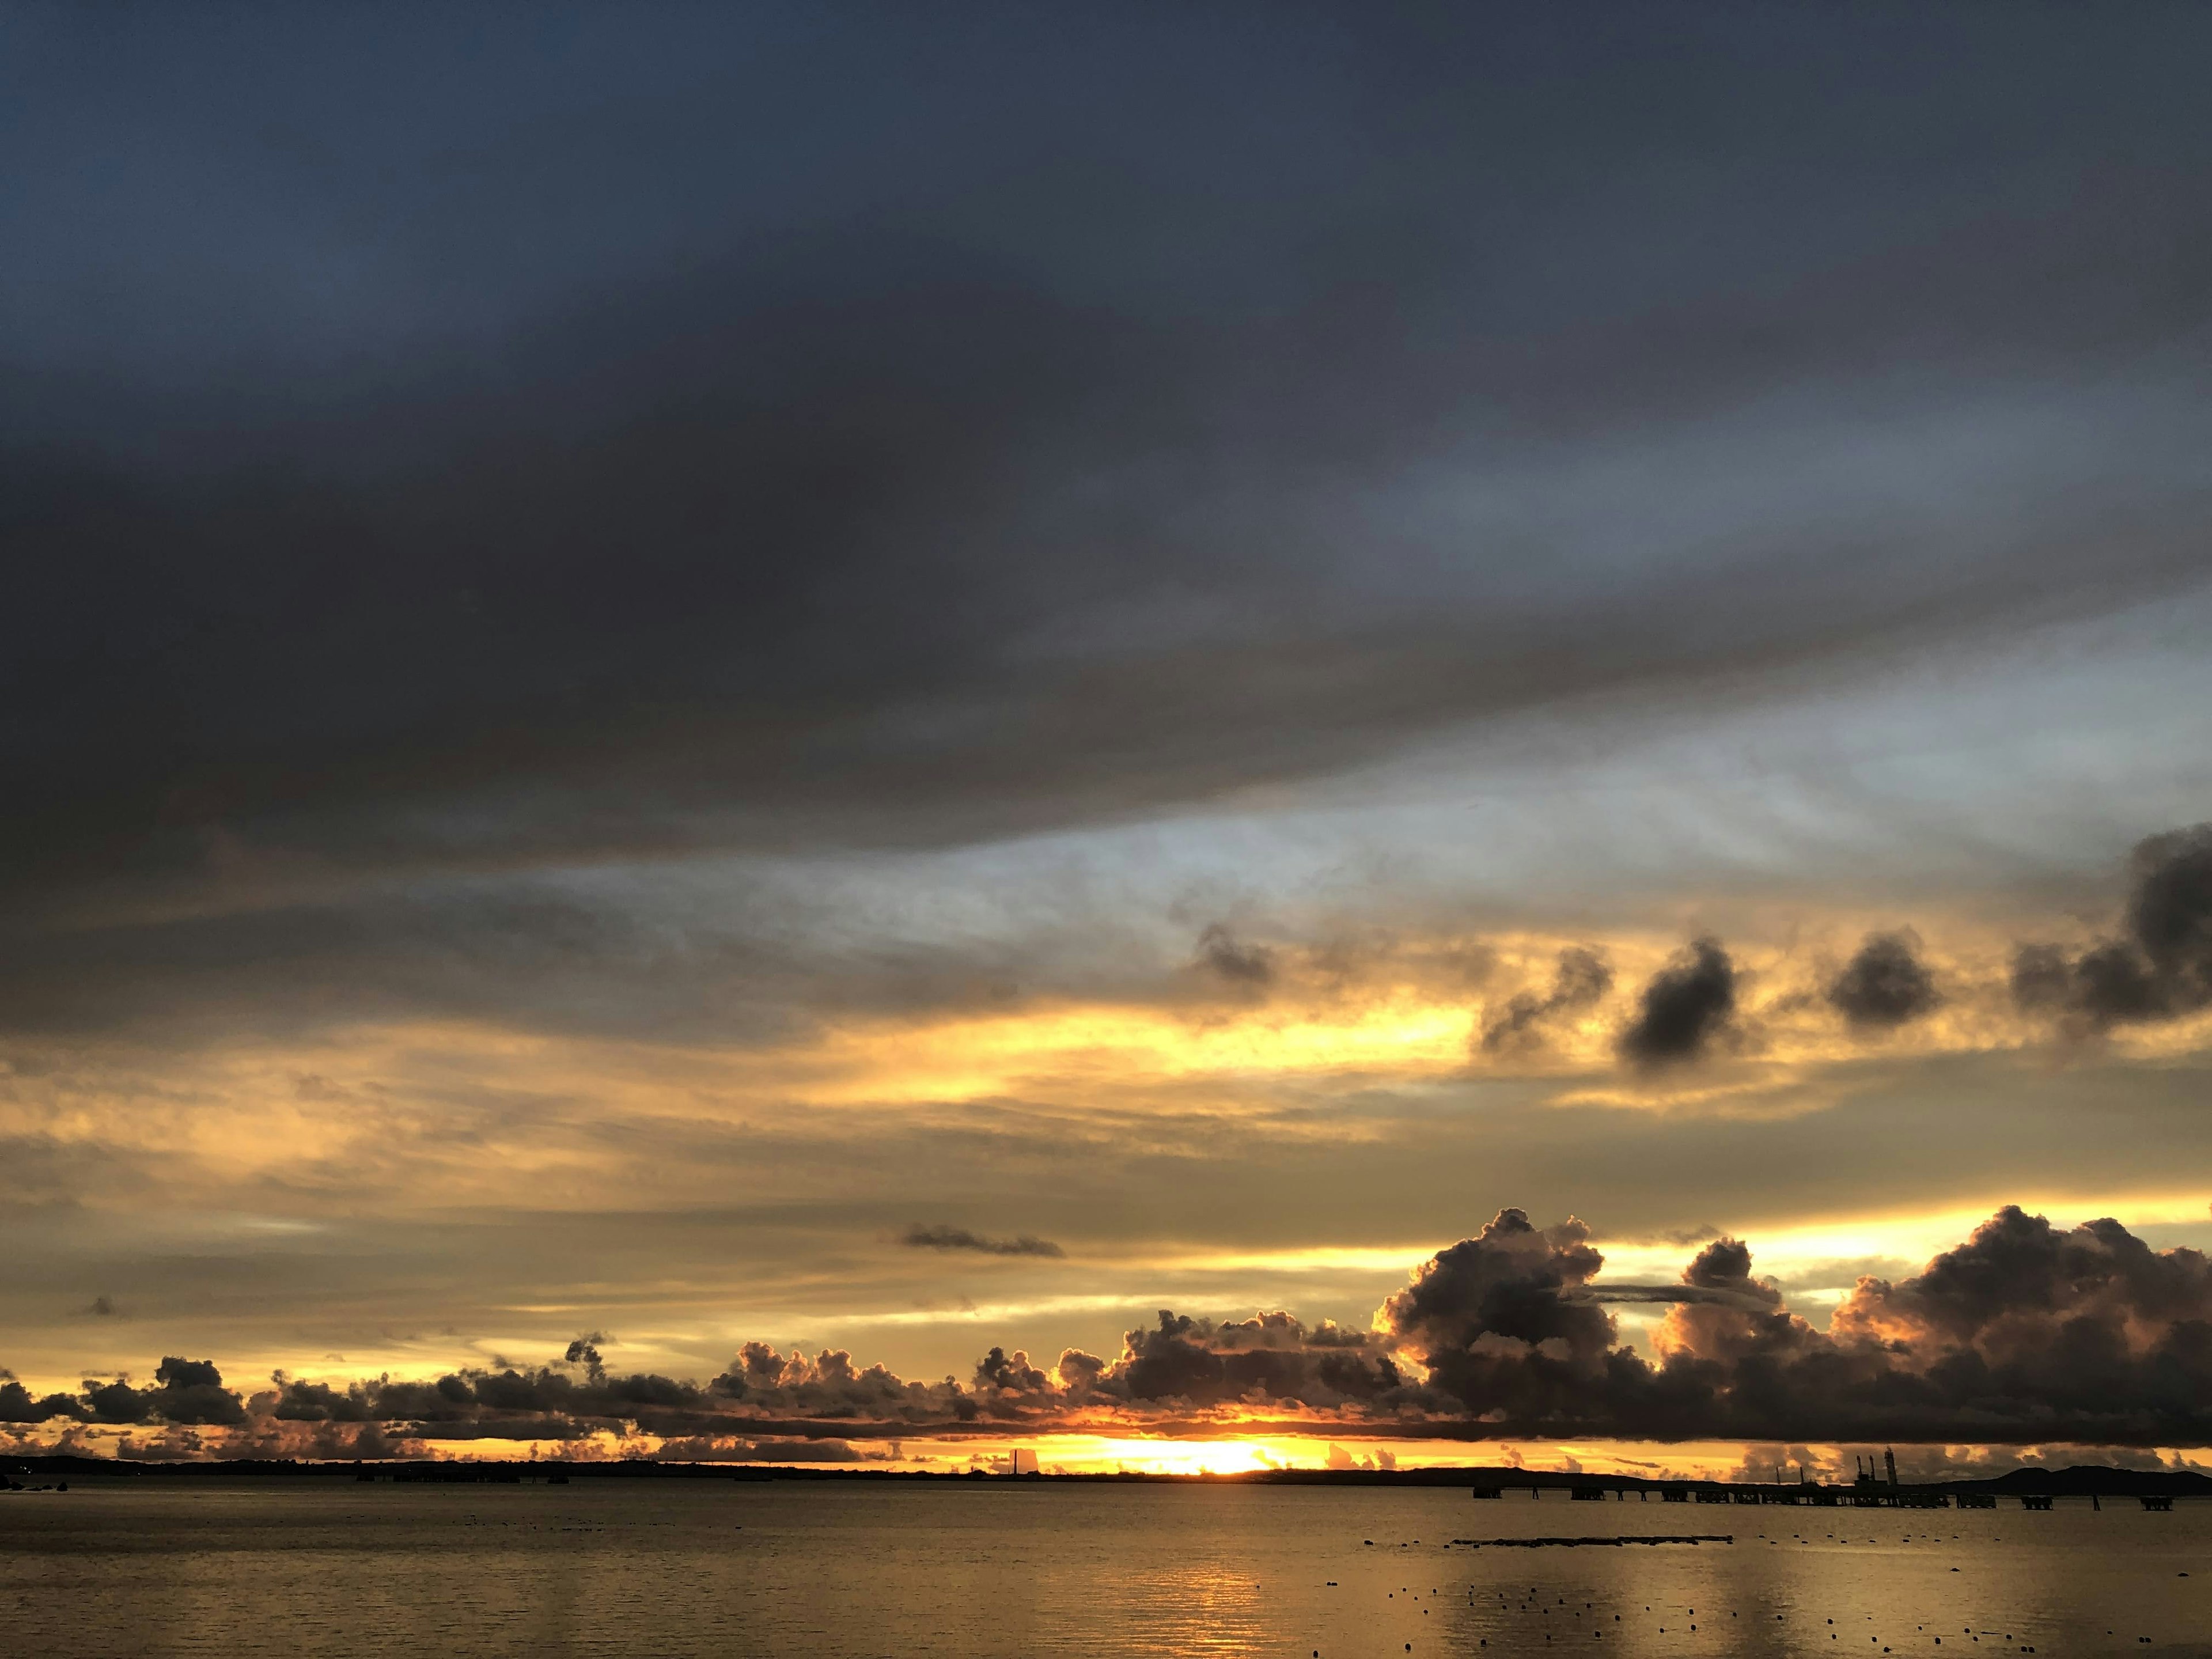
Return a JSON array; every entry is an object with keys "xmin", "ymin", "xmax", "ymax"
[
  {"xmin": 5, "ymin": 7, "xmax": 2210, "ymax": 1433},
  {"xmin": 6, "ymin": 5, "xmax": 2211, "ymax": 1024},
  {"xmin": 13, "ymin": 1205, "xmax": 2212, "ymax": 1453}
]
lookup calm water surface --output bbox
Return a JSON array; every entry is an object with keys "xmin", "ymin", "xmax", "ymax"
[{"xmin": 4, "ymin": 1479, "xmax": 2209, "ymax": 1657}]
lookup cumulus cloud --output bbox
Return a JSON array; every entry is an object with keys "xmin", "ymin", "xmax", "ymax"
[
  {"xmin": 1348, "ymin": 1206, "xmax": 2212, "ymax": 1444},
  {"xmin": 25, "ymin": 1358, "xmax": 249, "ymax": 1428},
  {"xmin": 973, "ymin": 1347, "xmax": 1053, "ymax": 1394},
  {"xmin": 1480, "ymin": 946, "xmax": 1613, "ymax": 1054},
  {"xmin": 1827, "ymin": 931, "xmax": 1941, "ymax": 1031},
  {"xmin": 1377, "ymin": 1209, "xmax": 1610, "ymax": 1416},
  {"xmin": 1618, "ymin": 940, "xmax": 1737, "ymax": 1066},
  {"xmin": 1103, "ymin": 1310, "xmax": 1404, "ymax": 1409},
  {"xmin": 902, "ymin": 1225, "xmax": 1065, "ymax": 1259},
  {"xmin": 2014, "ymin": 824, "xmax": 2212, "ymax": 1031},
  {"xmin": 0, "ymin": 1374, "xmax": 82, "ymax": 1425},
  {"xmin": 562, "ymin": 1335, "xmax": 609, "ymax": 1385},
  {"xmin": 1054, "ymin": 1348, "xmax": 1108, "ymax": 1391},
  {"xmin": 13, "ymin": 1206, "xmax": 2212, "ymax": 1449}
]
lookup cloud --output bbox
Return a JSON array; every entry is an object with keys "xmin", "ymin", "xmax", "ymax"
[
  {"xmin": 1193, "ymin": 925, "xmax": 1275, "ymax": 989},
  {"xmin": 7, "ymin": 10, "xmax": 2211, "ymax": 1056},
  {"xmin": 1365, "ymin": 1205, "xmax": 2212, "ymax": 1445},
  {"xmin": 3, "ymin": 14, "xmax": 2211, "ymax": 1464},
  {"xmin": 1480, "ymin": 946, "xmax": 1613, "ymax": 1054},
  {"xmin": 1102, "ymin": 1310, "xmax": 1404, "ymax": 1409},
  {"xmin": 148, "ymin": 1358, "xmax": 248, "ymax": 1426},
  {"xmin": 562, "ymin": 1335, "xmax": 609, "ymax": 1385},
  {"xmin": 2014, "ymin": 824, "xmax": 2212, "ymax": 1031},
  {"xmin": 1826, "ymin": 931, "xmax": 1941, "ymax": 1031},
  {"xmin": 11, "ymin": 1205, "xmax": 2212, "ymax": 1448},
  {"xmin": 0, "ymin": 1377, "xmax": 82, "ymax": 1424},
  {"xmin": 270, "ymin": 1378, "xmax": 376, "ymax": 1424},
  {"xmin": 29, "ymin": 1358, "xmax": 250, "ymax": 1427},
  {"xmin": 974, "ymin": 1347, "xmax": 1052, "ymax": 1394},
  {"xmin": 901, "ymin": 1225, "xmax": 1065, "ymax": 1259},
  {"xmin": 1618, "ymin": 940, "xmax": 1737, "ymax": 1066},
  {"xmin": 1377, "ymin": 1209, "xmax": 1611, "ymax": 1418}
]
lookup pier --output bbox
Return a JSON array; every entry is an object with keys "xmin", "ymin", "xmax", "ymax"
[{"xmin": 1458, "ymin": 1449, "xmax": 2196, "ymax": 1512}]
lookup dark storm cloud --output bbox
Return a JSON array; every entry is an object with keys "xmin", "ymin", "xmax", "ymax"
[
  {"xmin": 1373, "ymin": 1206, "xmax": 2212, "ymax": 1445},
  {"xmin": 268, "ymin": 1379, "xmax": 374, "ymax": 1425},
  {"xmin": 1376, "ymin": 1208, "xmax": 1613, "ymax": 1418},
  {"xmin": 1480, "ymin": 946, "xmax": 1613, "ymax": 1054},
  {"xmin": 146, "ymin": 1357, "xmax": 248, "ymax": 1426},
  {"xmin": 0, "ymin": 1372, "xmax": 81, "ymax": 1425},
  {"xmin": 2014, "ymin": 824, "xmax": 2212, "ymax": 1031},
  {"xmin": 16, "ymin": 1357, "xmax": 250, "ymax": 1427},
  {"xmin": 5, "ymin": 4, "xmax": 2212, "ymax": 1047},
  {"xmin": 1375, "ymin": 1206, "xmax": 2212, "ymax": 1445},
  {"xmin": 902, "ymin": 1225, "xmax": 1065, "ymax": 1259},
  {"xmin": 973, "ymin": 1347, "xmax": 1052, "ymax": 1394},
  {"xmin": 1100, "ymin": 1311, "xmax": 1404, "ymax": 1409},
  {"xmin": 1827, "ymin": 931, "xmax": 1941, "ymax": 1031},
  {"xmin": 14, "ymin": 1207, "xmax": 2212, "ymax": 1447},
  {"xmin": 1618, "ymin": 940, "xmax": 1737, "ymax": 1066}
]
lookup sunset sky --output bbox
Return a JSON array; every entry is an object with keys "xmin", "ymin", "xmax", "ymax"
[{"xmin": 6, "ymin": 5, "xmax": 2212, "ymax": 1470}]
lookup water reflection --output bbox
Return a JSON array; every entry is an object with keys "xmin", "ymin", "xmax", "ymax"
[{"xmin": 2, "ymin": 1482, "xmax": 2205, "ymax": 1657}]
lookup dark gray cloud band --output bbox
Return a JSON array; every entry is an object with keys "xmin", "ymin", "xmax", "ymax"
[{"xmin": 6, "ymin": 5, "xmax": 2211, "ymax": 998}]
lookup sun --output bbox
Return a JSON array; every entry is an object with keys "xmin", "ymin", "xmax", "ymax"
[{"xmin": 976, "ymin": 1437, "xmax": 1280, "ymax": 1476}]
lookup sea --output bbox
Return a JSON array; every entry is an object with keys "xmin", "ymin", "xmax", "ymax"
[{"xmin": 3, "ymin": 1478, "xmax": 2207, "ymax": 1657}]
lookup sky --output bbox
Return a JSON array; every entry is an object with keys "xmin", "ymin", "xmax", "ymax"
[{"xmin": 5, "ymin": 2, "xmax": 2212, "ymax": 1471}]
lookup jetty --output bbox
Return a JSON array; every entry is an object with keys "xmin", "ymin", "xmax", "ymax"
[{"xmin": 1460, "ymin": 1450, "xmax": 2201, "ymax": 1510}]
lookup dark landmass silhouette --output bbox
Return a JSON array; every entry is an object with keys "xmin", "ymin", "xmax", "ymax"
[{"xmin": 6, "ymin": 1455, "xmax": 2210, "ymax": 1500}]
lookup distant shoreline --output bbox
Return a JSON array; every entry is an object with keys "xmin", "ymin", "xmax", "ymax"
[{"xmin": 6, "ymin": 1456, "xmax": 2209, "ymax": 1499}]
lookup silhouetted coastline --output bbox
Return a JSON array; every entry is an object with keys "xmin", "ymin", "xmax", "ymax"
[{"xmin": 7, "ymin": 1454, "xmax": 2208, "ymax": 1502}]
